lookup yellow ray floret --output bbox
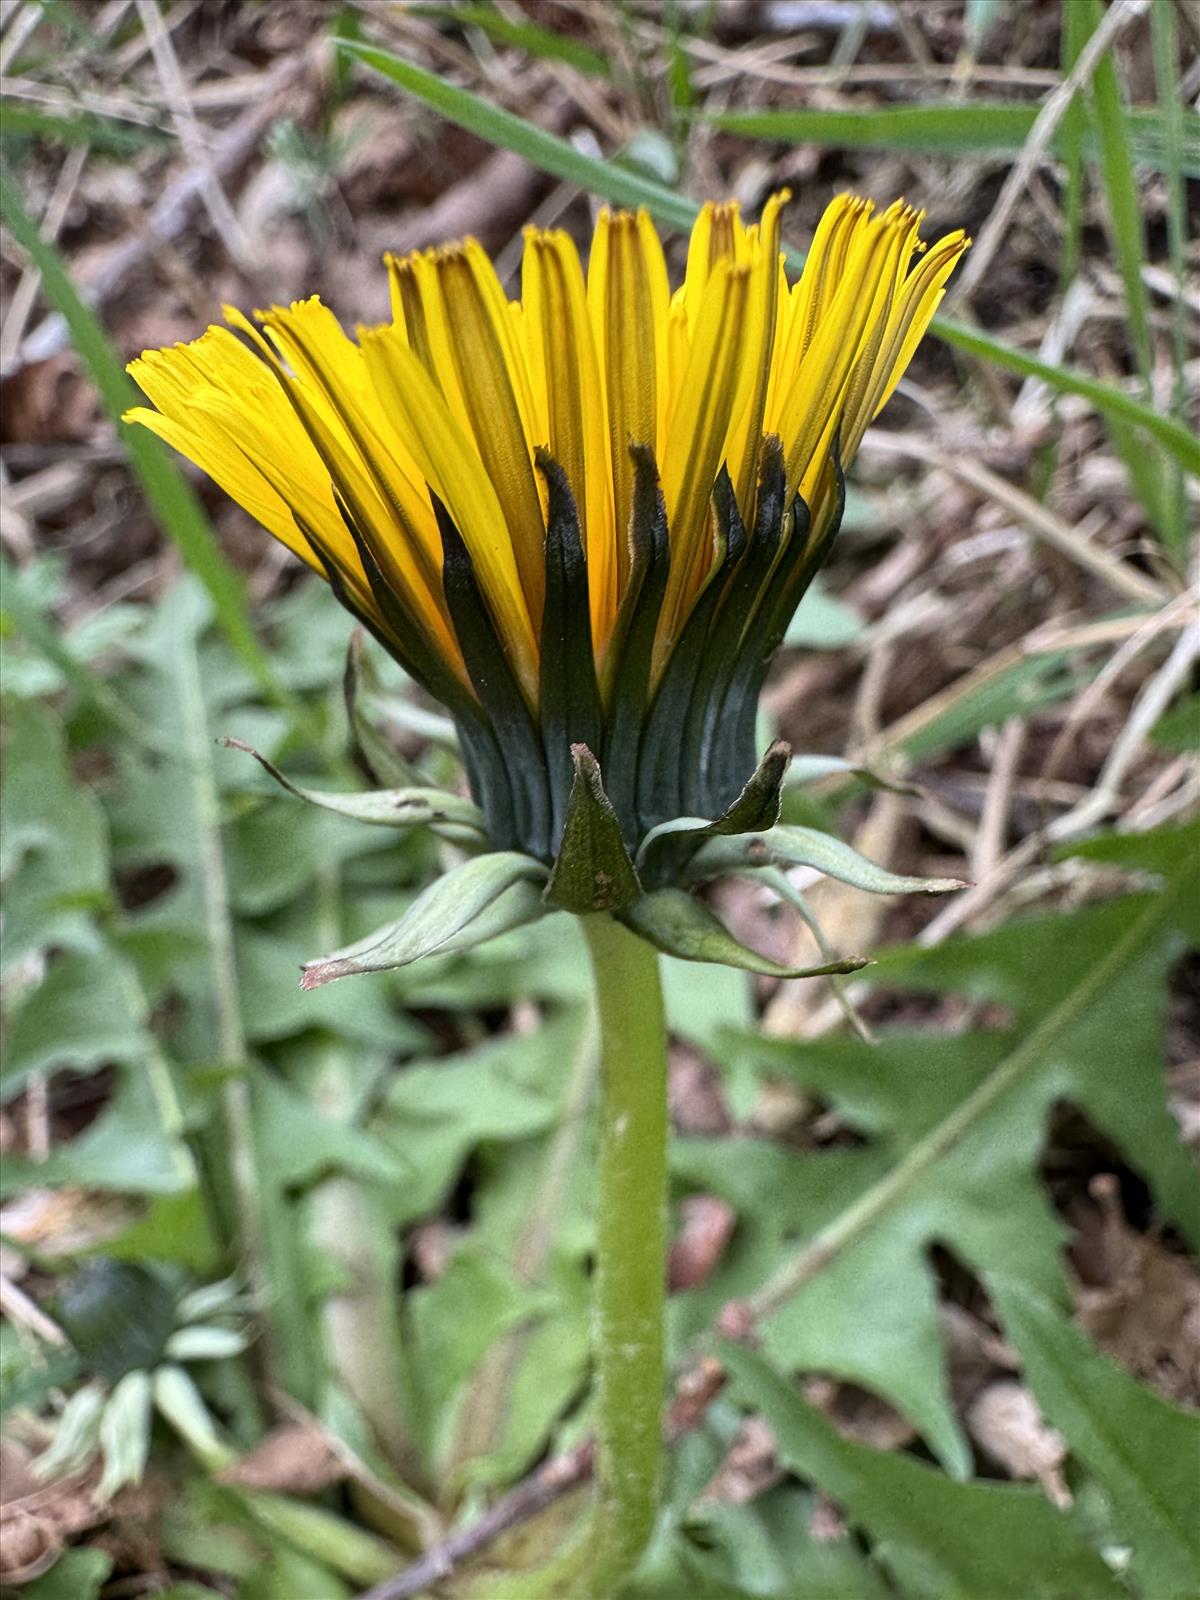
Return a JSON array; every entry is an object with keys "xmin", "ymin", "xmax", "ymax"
[{"xmin": 125, "ymin": 193, "xmax": 967, "ymax": 713}]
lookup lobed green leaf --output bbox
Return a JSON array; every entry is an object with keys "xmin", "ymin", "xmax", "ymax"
[
  {"xmin": 989, "ymin": 1276, "xmax": 1200, "ymax": 1597},
  {"xmin": 723, "ymin": 1342, "xmax": 1125, "ymax": 1599}
]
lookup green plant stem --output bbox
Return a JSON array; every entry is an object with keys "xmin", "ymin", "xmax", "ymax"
[
  {"xmin": 503, "ymin": 916, "xmax": 668, "ymax": 1600},
  {"xmin": 583, "ymin": 913, "xmax": 668, "ymax": 1590}
]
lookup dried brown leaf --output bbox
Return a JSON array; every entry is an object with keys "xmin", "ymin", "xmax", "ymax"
[
  {"xmin": 217, "ymin": 1423, "xmax": 346, "ymax": 1495},
  {"xmin": 668, "ymin": 1195, "xmax": 737, "ymax": 1292},
  {"xmin": 965, "ymin": 1380, "xmax": 1070, "ymax": 1507}
]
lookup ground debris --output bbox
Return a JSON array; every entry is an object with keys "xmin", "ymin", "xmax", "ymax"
[{"xmin": 1070, "ymin": 1174, "xmax": 1200, "ymax": 1408}]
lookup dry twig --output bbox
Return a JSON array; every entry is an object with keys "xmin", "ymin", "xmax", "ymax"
[
  {"xmin": 952, "ymin": 0, "xmax": 1151, "ymax": 301},
  {"xmin": 133, "ymin": 0, "xmax": 255, "ymax": 270},
  {"xmin": 15, "ymin": 51, "xmax": 306, "ymax": 370},
  {"xmin": 863, "ymin": 433, "xmax": 1169, "ymax": 607}
]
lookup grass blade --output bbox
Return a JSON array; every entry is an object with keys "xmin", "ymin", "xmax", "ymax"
[
  {"xmin": 1151, "ymin": 0, "xmax": 1190, "ymax": 404},
  {"xmin": 1080, "ymin": 0, "xmax": 1154, "ymax": 386},
  {"xmin": 0, "ymin": 161, "xmax": 293, "ymax": 711},
  {"xmin": 709, "ymin": 102, "xmax": 1200, "ymax": 175},
  {"xmin": 1151, "ymin": 0, "xmax": 1190, "ymax": 552},
  {"xmin": 931, "ymin": 316, "xmax": 1199, "ymax": 476},
  {"xmin": 1, "ymin": 102, "xmax": 170, "ymax": 153},
  {"xmin": 1059, "ymin": 0, "xmax": 1089, "ymax": 285},
  {"xmin": 340, "ymin": 39, "xmax": 1200, "ymax": 480},
  {"xmin": 1039, "ymin": 0, "xmax": 1173, "ymax": 544},
  {"xmin": 714, "ymin": 102, "xmax": 1036, "ymax": 156},
  {"xmin": 338, "ymin": 41, "xmax": 695, "ymax": 226},
  {"xmin": 417, "ymin": 2, "xmax": 611, "ymax": 78}
]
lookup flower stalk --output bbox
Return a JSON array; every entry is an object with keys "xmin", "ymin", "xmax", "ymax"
[
  {"xmin": 582, "ymin": 911, "xmax": 668, "ymax": 1594},
  {"xmin": 502, "ymin": 912, "xmax": 668, "ymax": 1600}
]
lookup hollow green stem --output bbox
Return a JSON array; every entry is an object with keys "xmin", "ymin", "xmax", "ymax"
[
  {"xmin": 482, "ymin": 915, "xmax": 668, "ymax": 1600},
  {"xmin": 579, "ymin": 912, "xmax": 668, "ymax": 1592},
  {"xmin": 483, "ymin": 915, "xmax": 668, "ymax": 1600}
]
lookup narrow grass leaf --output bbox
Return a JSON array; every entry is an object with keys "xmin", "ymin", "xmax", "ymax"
[
  {"xmin": 337, "ymin": 40, "xmax": 696, "ymax": 227},
  {"xmin": 715, "ymin": 102, "xmax": 1039, "ymax": 156},
  {"xmin": 1151, "ymin": 0, "xmax": 1191, "ymax": 551},
  {"xmin": 1059, "ymin": 0, "xmax": 1089, "ymax": 286},
  {"xmin": 931, "ymin": 317, "xmax": 1200, "ymax": 475},
  {"xmin": 0, "ymin": 163, "xmax": 290, "ymax": 708},
  {"xmin": 418, "ymin": 2, "xmax": 611, "ymax": 77},
  {"xmin": 710, "ymin": 102, "xmax": 1199, "ymax": 174},
  {"xmin": 1081, "ymin": 0, "xmax": 1154, "ymax": 386},
  {"xmin": 338, "ymin": 42, "xmax": 1199, "ymax": 479},
  {"xmin": 1, "ymin": 103, "xmax": 170, "ymax": 152}
]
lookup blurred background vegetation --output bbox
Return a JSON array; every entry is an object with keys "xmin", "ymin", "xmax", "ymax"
[{"xmin": 0, "ymin": 2, "xmax": 1197, "ymax": 1596}]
